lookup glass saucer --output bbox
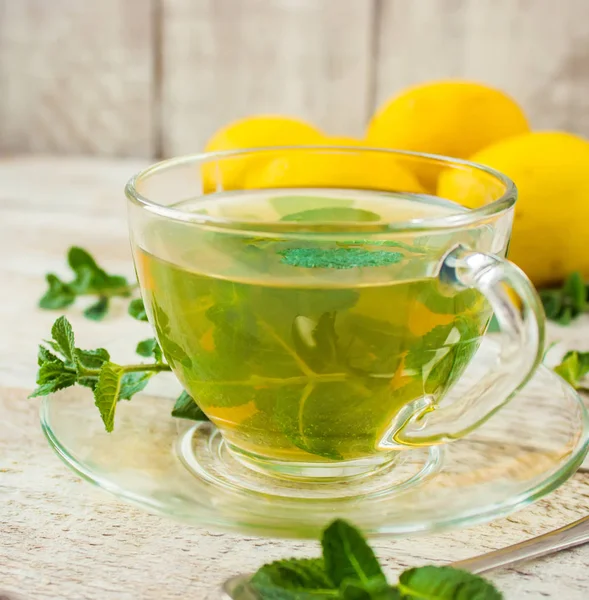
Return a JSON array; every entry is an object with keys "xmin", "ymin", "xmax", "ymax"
[{"xmin": 40, "ymin": 339, "xmax": 589, "ymax": 539}]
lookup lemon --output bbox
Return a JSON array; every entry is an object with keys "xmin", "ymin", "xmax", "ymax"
[
  {"xmin": 243, "ymin": 136, "xmax": 425, "ymax": 193},
  {"xmin": 365, "ymin": 81, "xmax": 530, "ymax": 189},
  {"xmin": 205, "ymin": 115, "xmax": 323, "ymax": 152},
  {"xmin": 438, "ymin": 131, "xmax": 589, "ymax": 287},
  {"xmin": 202, "ymin": 115, "xmax": 324, "ymax": 192}
]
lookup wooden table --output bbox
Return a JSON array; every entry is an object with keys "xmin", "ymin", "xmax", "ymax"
[{"xmin": 1, "ymin": 157, "xmax": 588, "ymax": 600}]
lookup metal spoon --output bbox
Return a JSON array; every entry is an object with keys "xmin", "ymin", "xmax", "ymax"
[
  {"xmin": 451, "ymin": 513, "xmax": 589, "ymax": 573},
  {"xmin": 221, "ymin": 514, "xmax": 589, "ymax": 598}
]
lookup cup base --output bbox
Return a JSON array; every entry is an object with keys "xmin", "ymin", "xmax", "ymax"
[
  {"xmin": 227, "ymin": 442, "xmax": 399, "ymax": 482},
  {"xmin": 176, "ymin": 422, "xmax": 441, "ymax": 500}
]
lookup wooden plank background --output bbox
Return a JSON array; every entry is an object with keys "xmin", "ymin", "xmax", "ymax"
[
  {"xmin": 1, "ymin": 0, "xmax": 588, "ymax": 158},
  {"xmin": 0, "ymin": 0, "xmax": 156, "ymax": 156}
]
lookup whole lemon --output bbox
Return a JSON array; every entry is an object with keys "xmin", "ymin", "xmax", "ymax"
[
  {"xmin": 243, "ymin": 136, "xmax": 425, "ymax": 194},
  {"xmin": 438, "ymin": 131, "xmax": 589, "ymax": 287},
  {"xmin": 203, "ymin": 115, "xmax": 324, "ymax": 192},
  {"xmin": 366, "ymin": 81, "xmax": 530, "ymax": 189}
]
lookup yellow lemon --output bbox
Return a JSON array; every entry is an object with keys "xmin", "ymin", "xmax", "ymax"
[
  {"xmin": 438, "ymin": 131, "xmax": 589, "ymax": 287},
  {"xmin": 366, "ymin": 81, "xmax": 530, "ymax": 190},
  {"xmin": 243, "ymin": 136, "xmax": 425, "ymax": 193},
  {"xmin": 202, "ymin": 115, "xmax": 324, "ymax": 192}
]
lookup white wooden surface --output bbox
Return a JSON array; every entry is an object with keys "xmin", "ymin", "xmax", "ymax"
[
  {"xmin": 0, "ymin": 156, "xmax": 588, "ymax": 600},
  {"xmin": 2, "ymin": 0, "xmax": 589, "ymax": 157}
]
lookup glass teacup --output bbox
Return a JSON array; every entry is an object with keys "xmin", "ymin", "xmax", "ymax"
[{"xmin": 126, "ymin": 147, "xmax": 544, "ymax": 480}]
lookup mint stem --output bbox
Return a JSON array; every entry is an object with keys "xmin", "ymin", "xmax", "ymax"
[
  {"xmin": 190, "ymin": 372, "xmax": 352, "ymax": 388},
  {"xmin": 76, "ymin": 361, "xmax": 171, "ymax": 379},
  {"xmin": 122, "ymin": 363, "xmax": 171, "ymax": 373}
]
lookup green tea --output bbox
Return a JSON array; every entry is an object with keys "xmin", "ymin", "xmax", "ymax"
[{"xmin": 135, "ymin": 190, "xmax": 492, "ymax": 462}]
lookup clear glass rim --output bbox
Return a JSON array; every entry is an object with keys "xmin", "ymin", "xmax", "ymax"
[{"xmin": 124, "ymin": 146, "xmax": 517, "ymax": 234}]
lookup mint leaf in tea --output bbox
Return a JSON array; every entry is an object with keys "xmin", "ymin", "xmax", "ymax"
[{"xmin": 134, "ymin": 189, "xmax": 492, "ymax": 462}]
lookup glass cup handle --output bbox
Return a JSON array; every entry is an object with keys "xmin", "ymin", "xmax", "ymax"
[{"xmin": 391, "ymin": 245, "xmax": 545, "ymax": 447}]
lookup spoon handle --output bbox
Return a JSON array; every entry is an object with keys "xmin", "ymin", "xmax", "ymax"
[{"xmin": 451, "ymin": 515, "xmax": 589, "ymax": 574}]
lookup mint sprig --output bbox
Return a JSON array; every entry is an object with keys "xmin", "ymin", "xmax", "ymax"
[
  {"xmin": 540, "ymin": 271, "xmax": 587, "ymax": 325},
  {"xmin": 136, "ymin": 337, "xmax": 163, "ymax": 362},
  {"xmin": 553, "ymin": 350, "xmax": 589, "ymax": 391},
  {"xmin": 39, "ymin": 247, "xmax": 137, "ymax": 320},
  {"xmin": 30, "ymin": 316, "xmax": 206, "ymax": 431},
  {"xmin": 322, "ymin": 519, "xmax": 385, "ymax": 588},
  {"xmin": 250, "ymin": 559, "xmax": 334, "ymax": 598},
  {"xmin": 128, "ymin": 297, "xmax": 149, "ymax": 321},
  {"xmin": 398, "ymin": 566, "xmax": 501, "ymax": 599},
  {"xmin": 247, "ymin": 519, "xmax": 502, "ymax": 599},
  {"xmin": 172, "ymin": 390, "xmax": 210, "ymax": 422}
]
